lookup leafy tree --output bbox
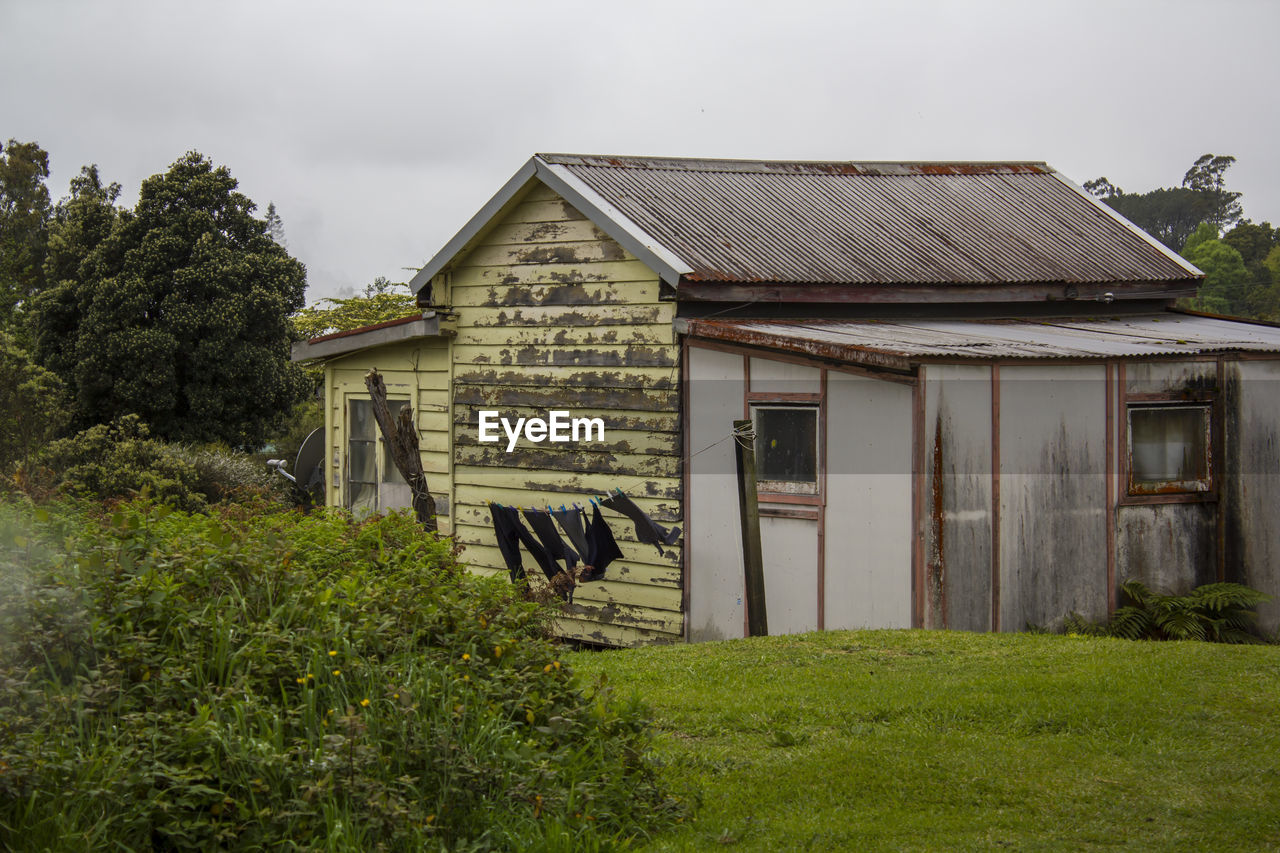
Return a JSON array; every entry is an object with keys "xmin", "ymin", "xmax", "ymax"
[
  {"xmin": 1181, "ymin": 223, "xmax": 1253, "ymax": 316},
  {"xmin": 1085, "ymin": 153, "xmax": 1243, "ymax": 252},
  {"xmin": 0, "ymin": 140, "xmax": 52, "ymax": 335},
  {"xmin": 31, "ymin": 152, "xmax": 309, "ymax": 447},
  {"xmin": 292, "ymin": 276, "xmax": 418, "ymax": 339},
  {"xmin": 1182, "ymin": 154, "xmax": 1243, "ymax": 229},
  {"xmin": 0, "ymin": 330, "xmax": 66, "ymax": 476}
]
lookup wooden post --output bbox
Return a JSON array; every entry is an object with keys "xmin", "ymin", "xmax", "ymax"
[
  {"xmin": 734, "ymin": 419, "xmax": 768, "ymax": 636},
  {"xmin": 364, "ymin": 368, "xmax": 438, "ymax": 533}
]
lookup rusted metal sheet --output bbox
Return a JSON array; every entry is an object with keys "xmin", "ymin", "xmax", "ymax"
[
  {"xmin": 1225, "ymin": 360, "xmax": 1280, "ymax": 633},
  {"xmin": 997, "ymin": 365, "xmax": 1109, "ymax": 629},
  {"xmin": 540, "ymin": 153, "xmax": 1198, "ymax": 287},
  {"xmin": 683, "ymin": 315, "xmax": 1280, "ymax": 366},
  {"xmin": 922, "ymin": 365, "xmax": 994, "ymax": 632}
]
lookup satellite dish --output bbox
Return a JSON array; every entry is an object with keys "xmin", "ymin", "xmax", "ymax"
[{"xmin": 294, "ymin": 427, "xmax": 326, "ymax": 505}]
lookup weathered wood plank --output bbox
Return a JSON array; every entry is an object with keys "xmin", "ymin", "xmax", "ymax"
[
  {"xmin": 415, "ymin": 410, "xmax": 451, "ymax": 432},
  {"xmin": 453, "ymin": 407, "xmax": 678, "ymax": 434},
  {"xmin": 558, "ymin": 601, "xmax": 683, "ymax": 634},
  {"xmin": 453, "ymin": 365, "xmax": 675, "ymax": 390},
  {"xmin": 454, "ymin": 445, "xmax": 680, "ymax": 478},
  {"xmin": 452, "ymin": 487, "xmax": 681, "ymax": 522},
  {"xmin": 461, "ymin": 303, "xmax": 673, "ymax": 328},
  {"xmin": 455, "ymin": 466, "xmax": 686, "ymax": 499},
  {"xmin": 483, "ymin": 219, "xmax": 612, "ymax": 247},
  {"xmin": 450, "ymin": 260, "xmax": 657, "ymax": 288},
  {"xmin": 454, "ymin": 499, "xmax": 682, "ymax": 529},
  {"xmin": 453, "ymin": 343, "xmax": 676, "ymax": 368},
  {"xmin": 501, "ymin": 198, "xmax": 588, "ymax": 225},
  {"xmin": 453, "ymin": 384, "xmax": 677, "ymax": 412},
  {"xmin": 455, "ymin": 427, "xmax": 678, "ymax": 455},
  {"xmin": 456, "ymin": 520, "xmax": 681, "ymax": 561},
  {"xmin": 462, "ymin": 239, "xmax": 630, "ymax": 269},
  {"xmin": 454, "ymin": 324, "xmax": 675, "ymax": 348},
  {"xmin": 551, "ymin": 616, "xmax": 680, "ymax": 646},
  {"xmin": 451, "ymin": 280, "xmax": 662, "ymax": 308}
]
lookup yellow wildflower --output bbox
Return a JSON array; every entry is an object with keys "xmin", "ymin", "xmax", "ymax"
[
  {"xmin": 328, "ymin": 650, "xmax": 338, "ymax": 657},
  {"xmin": 462, "ymin": 653, "xmax": 470, "ymax": 661},
  {"xmin": 360, "ymin": 698, "xmax": 370, "ymax": 707},
  {"xmin": 332, "ymin": 669, "xmax": 341, "ymax": 676}
]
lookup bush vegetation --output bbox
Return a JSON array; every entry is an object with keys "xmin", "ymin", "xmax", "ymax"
[
  {"xmin": 0, "ymin": 500, "xmax": 681, "ymax": 850},
  {"xmin": 1065, "ymin": 579, "xmax": 1272, "ymax": 643}
]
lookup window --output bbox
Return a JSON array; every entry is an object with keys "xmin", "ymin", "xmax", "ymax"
[
  {"xmin": 752, "ymin": 404, "xmax": 819, "ymax": 495},
  {"xmin": 347, "ymin": 398, "xmax": 411, "ymax": 515},
  {"xmin": 1127, "ymin": 404, "xmax": 1211, "ymax": 495}
]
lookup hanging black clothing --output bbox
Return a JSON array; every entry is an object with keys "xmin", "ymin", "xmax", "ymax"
[
  {"xmin": 600, "ymin": 489, "xmax": 681, "ymax": 554},
  {"xmin": 551, "ymin": 505, "xmax": 590, "ymax": 558},
  {"xmin": 580, "ymin": 504, "xmax": 624, "ymax": 582},
  {"xmin": 488, "ymin": 503, "xmax": 558, "ymax": 583},
  {"xmin": 523, "ymin": 508, "xmax": 579, "ymax": 574}
]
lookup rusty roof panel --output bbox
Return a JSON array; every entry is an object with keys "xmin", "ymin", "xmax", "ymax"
[
  {"xmin": 682, "ymin": 315, "xmax": 1280, "ymax": 364},
  {"xmin": 538, "ymin": 154, "xmax": 1197, "ymax": 287}
]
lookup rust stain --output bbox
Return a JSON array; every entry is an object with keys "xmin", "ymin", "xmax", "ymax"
[{"xmin": 929, "ymin": 414, "xmax": 947, "ymax": 629}]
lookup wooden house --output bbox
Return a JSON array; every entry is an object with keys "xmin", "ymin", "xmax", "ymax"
[{"xmin": 294, "ymin": 154, "xmax": 1280, "ymax": 645}]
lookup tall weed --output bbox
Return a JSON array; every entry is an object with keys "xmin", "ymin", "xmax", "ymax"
[{"xmin": 0, "ymin": 499, "xmax": 681, "ymax": 850}]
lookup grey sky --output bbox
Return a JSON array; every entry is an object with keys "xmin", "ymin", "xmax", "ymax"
[{"xmin": 4, "ymin": 0, "xmax": 1277, "ymax": 302}]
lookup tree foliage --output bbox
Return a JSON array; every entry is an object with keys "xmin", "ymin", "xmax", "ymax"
[
  {"xmin": 0, "ymin": 140, "xmax": 52, "ymax": 335},
  {"xmin": 31, "ymin": 152, "xmax": 310, "ymax": 447},
  {"xmin": 1086, "ymin": 153, "xmax": 1243, "ymax": 252},
  {"xmin": 292, "ymin": 276, "xmax": 418, "ymax": 339},
  {"xmin": 0, "ymin": 330, "xmax": 66, "ymax": 476}
]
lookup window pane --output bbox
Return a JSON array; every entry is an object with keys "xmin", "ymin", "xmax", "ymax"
[
  {"xmin": 1131, "ymin": 407, "xmax": 1208, "ymax": 485},
  {"xmin": 348, "ymin": 482, "xmax": 378, "ymax": 517},
  {"xmin": 349, "ymin": 440, "xmax": 377, "ymax": 483},
  {"xmin": 349, "ymin": 399, "xmax": 376, "ymax": 440},
  {"xmin": 383, "ymin": 401, "xmax": 409, "ymax": 484},
  {"xmin": 755, "ymin": 407, "xmax": 818, "ymax": 484}
]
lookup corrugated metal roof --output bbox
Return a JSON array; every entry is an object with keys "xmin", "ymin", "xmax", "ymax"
[
  {"xmin": 539, "ymin": 154, "xmax": 1198, "ymax": 287},
  {"xmin": 681, "ymin": 314, "xmax": 1280, "ymax": 369}
]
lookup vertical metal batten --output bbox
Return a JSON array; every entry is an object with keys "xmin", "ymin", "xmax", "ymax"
[
  {"xmin": 990, "ymin": 364, "xmax": 1002, "ymax": 632},
  {"xmin": 817, "ymin": 368, "xmax": 827, "ymax": 630},
  {"xmin": 912, "ymin": 375, "xmax": 926, "ymax": 628},
  {"xmin": 1105, "ymin": 361, "xmax": 1117, "ymax": 613},
  {"xmin": 1216, "ymin": 357, "xmax": 1227, "ymax": 583}
]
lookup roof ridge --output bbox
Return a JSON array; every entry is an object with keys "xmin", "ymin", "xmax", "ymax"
[{"xmin": 536, "ymin": 153, "xmax": 1054, "ymax": 176}]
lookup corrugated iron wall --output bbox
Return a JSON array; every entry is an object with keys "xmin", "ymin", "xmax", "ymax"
[{"xmin": 447, "ymin": 182, "xmax": 683, "ymax": 646}]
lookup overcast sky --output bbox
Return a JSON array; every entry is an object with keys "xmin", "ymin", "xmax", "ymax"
[{"xmin": 4, "ymin": 0, "xmax": 1278, "ymax": 301}]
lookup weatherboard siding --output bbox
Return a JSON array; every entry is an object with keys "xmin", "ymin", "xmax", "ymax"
[
  {"xmin": 449, "ymin": 182, "xmax": 683, "ymax": 646},
  {"xmin": 323, "ymin": 337, "xmax": 453, "ymax": 534}
]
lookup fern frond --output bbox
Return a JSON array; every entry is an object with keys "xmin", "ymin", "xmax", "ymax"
[
  {"xmin": 1119, "ymin": 579, "xmax": 1152, "ymax": 608},
  {"xmin": 1108, "ymin": 607, "xmax": 1150, "ymax": 640}
]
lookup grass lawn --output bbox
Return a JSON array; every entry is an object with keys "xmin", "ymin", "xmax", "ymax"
[{"xmin": 567, "ymin": 630, "xmax": 1280, "ymax": 852}]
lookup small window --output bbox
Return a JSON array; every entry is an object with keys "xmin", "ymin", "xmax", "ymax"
[
  {"xmin": 1128, "ymin": 404, "xmax": 1211, "ymax": 495},
  {"xmin": 752, "ymin": 405, "xmax": 819, "ymax": 495},
  {"xmin": 347, "ymin": 398, "xmax": 412, "ymax": 515}
]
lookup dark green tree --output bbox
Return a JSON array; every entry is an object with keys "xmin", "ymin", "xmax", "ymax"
[
  {"xmin": 32, "ymin": 152, "xmax": 310, "ymax": 447},
  {"xmin": 0, "ymin": 329, "xmax": 66, "ymax": 475},
  {"xmin": 1182, "ymin": 223, "xmax": 1253, "ymax": 316},
  {"xmin": 1085, "ymin": 153, "xmax": 1243, "ymax": 252},
  {"xmin": 0, "ymin": 140, "xmax": 52, "ymax": 335}
]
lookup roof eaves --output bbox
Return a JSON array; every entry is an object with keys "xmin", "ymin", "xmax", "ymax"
[
  {"xmin": 292, "ymin": 313, "xmax": 444, "ymax": 362},
  {"xmin": 408, "ymin": 158, "xmax": 540, "ymax": 295},
  {"xmin": 1049, "ymin": 170, "xmax": 1204, "ymax": 280},
  {"xmin": 535, "ymin": 159, "xmax": 693, "ymax": 287}
]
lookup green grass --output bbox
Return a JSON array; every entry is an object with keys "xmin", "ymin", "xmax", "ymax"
[{"xmin": 567, "ymin": 630, "xmax": 1280, "ymax": 852}]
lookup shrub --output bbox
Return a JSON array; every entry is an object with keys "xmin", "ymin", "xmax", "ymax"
[
  {"xmin": 1065, "ymin": 579, "xmax": 1272, "ymax": 643},
  {"xmin": 36, "ymin": 415, "xmax": 289, "ymax": 511},
  {"xmin": 0, "ymin": 500, "xmax": 681, "ymax": 850}
]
